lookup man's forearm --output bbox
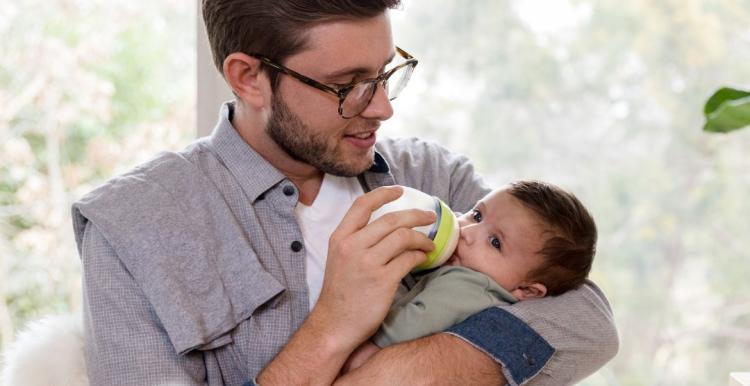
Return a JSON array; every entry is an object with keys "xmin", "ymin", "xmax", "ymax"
[
  {"xmin": 334, "ymin": 333, "xmax": 505, "ymax": 386},
  {"xmin": 257, "ymin": 310, "xmax": 353, "ymax": 385}
]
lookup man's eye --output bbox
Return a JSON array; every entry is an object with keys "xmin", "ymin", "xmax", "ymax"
[
  {"xmin": 472, "ymin": 209, "xmax": 482, "ymax": 222},
  {"xmin": 489, "ymin": 236, "xmax": 502, "ymax": 251},
  {"xmin": 332, "ymin": 82, "xmax": 354, "ymax": 89},
  {"xmin": 330, "ymin": 78, "xmax": 357, "ymax": 88}
]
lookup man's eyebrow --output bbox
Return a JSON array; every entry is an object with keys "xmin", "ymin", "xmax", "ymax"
[{"xmin": 325, "ymin": 52, "xmax": 397, "ymax": 80}]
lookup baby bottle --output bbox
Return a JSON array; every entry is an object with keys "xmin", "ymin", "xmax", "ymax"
[{"xmin": 369, "ymin": 186, "xmax": 460, "ymax": 271}]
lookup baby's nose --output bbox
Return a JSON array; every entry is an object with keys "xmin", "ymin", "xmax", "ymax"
[{"xmin": 459, "ymin": 224, "xmax": 476, "ymax": 244}]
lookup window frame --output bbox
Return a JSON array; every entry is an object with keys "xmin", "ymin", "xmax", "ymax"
[{"xmin": 197, "ymin": 1, "xmax": 233, "ymax": 137}]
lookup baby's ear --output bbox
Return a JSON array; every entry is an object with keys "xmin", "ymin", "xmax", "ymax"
[{"xmin": 511, "ymin": 282, "xmax": 547, "ymax": 301}]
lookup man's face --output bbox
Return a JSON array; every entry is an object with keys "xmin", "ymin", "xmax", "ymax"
[
  {"xmin": 265, "ymin": 13, "xmax": 396, "ymax": 177},
  {"xmin": 265, "ymin": 87, "xmax": 381, "ymax": 177},
  {"xmin": 447, "ymin": 189, "xmax": 547, "ymax": 293}
]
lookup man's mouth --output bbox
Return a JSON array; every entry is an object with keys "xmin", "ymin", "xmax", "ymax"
[
  {"xmin": 345, "ymin": 132, "xmax": 375, "ymax": 139},
  {"xmin": 343, "ymin": 130, "xmax": 377, "ymax": 149}
]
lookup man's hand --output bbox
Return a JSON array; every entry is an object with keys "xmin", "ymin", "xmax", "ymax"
[
  {"xmin": 257, "ymin": 186, "xmax": 436, "ymax": 385},
  {"xmin": 314, "ymin": 186, "xmax": 436, "ymax": 351}
]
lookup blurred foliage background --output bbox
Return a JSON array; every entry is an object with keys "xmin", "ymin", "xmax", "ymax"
[
  {"xmin": 390, "ymin": 1, "xmax": 750, "ymax": 384},
  {"xmin": 1, "ymin": 0, "xmax": 749, "ymax": 385},
  {"xmin": 0, "ymin": 0, "xmax": 194, "ymax": 356}
]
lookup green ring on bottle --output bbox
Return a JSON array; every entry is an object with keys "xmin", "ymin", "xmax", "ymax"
[{"xmin": 414, "ymin": 199, "xmax": 457, "ymax": 271}]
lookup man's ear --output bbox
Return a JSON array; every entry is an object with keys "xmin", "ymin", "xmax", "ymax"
[
  {"xmin": 511, "ymin": 282, "xmax": 547, "ymax": 301},
  {"xmin": 223, "ymin": 52, "xmax": 269, "ymax": 109}
]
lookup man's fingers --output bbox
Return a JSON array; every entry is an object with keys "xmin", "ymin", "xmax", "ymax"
[
  {"xmin": 335, "ymin": 186, "xmax": 404, "ymax": 237},
  {"xmin": 352, "ymin": 208, "xmax": 436, "ymax": 249},
  {"xmin": 386, "ymin": 250, "xmax": 429, "ymax": 281},
  {"xmin": 367, "ymin": 227, "xmax": 435, "ymax": 265}
]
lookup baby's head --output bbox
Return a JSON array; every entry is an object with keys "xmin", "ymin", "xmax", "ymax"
[{"xmin": 446, "ymin": 180, "xmax": 597, "ymax": 300}]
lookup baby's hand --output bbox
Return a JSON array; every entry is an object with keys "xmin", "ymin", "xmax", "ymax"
[{"xmin": 341, "ymin": 340, "xmax": 381, "ymax": 375}]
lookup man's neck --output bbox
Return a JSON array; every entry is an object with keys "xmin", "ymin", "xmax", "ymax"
[{"xmin": 232, "ymin": 103, "xmax": 325, "ymax": 206}]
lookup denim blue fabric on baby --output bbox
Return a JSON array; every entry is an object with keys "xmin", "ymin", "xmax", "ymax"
[{"xmin": 446, "ymin": 307, "xmax": 555, "ymax": 385}]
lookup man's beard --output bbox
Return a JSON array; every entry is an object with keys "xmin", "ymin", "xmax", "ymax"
[{"xmin": 265, "ymin": 94, "xmax": 375, "ymax": 177}]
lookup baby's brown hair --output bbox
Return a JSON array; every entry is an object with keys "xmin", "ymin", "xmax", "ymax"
[{"xmin": 507, "ymin": 180, "xmax": 597, "ymax": 296}]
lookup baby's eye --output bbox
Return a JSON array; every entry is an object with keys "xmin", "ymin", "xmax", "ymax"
[
  {"xmin": 472, "ymin": 209, "xmax": 482, "ymax": 222},
  {"xmin": 489, "ymin": 236, "xmax": 502, "ymax": 251}
]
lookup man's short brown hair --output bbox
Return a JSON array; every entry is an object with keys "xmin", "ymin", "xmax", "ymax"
[
  {"xmin": 202, "ymin": 0, "xmax": 402, "ymax": 78},
  {"xmin": 507, "ymin": 180, "xmax": 598, "ymax": 296}
]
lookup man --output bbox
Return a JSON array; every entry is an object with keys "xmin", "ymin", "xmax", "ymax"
[{"xmin": 72, "ymin": 1, "xmax": 618, "ymax": 385}]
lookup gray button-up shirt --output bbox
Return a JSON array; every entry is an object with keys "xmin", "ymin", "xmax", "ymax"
[{"xmin": 73, "ymin": 103, "xmax": 618, "ymax": 386}]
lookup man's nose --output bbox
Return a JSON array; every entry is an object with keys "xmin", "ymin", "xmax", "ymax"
[{"xmin": 358, "ymin": 83, "xmax": 393, "ymax": 121}]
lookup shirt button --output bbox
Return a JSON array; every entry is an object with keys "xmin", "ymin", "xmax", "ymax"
[
  {"xmin": 291, "ymin": 240, "xmax": 303, "ymax": 252},
  {"xmin": 283, "ymin": 185, "xmax": 296, "ymax": 196}
]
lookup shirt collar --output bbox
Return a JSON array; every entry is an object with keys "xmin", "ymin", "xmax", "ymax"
[
  {"xmin": 368, "ymin": 151, "xmax": 390, "ymax": 173},
  {"xmin": 206, "ymin": 101, "xmax": 391, "ymax": 201},
  {"xmin": 206, "ymin": 102, "xmax": 285, "ymax": 202}
]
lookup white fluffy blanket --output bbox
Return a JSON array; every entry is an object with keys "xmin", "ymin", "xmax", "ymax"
[{"xmin": 1, "ymin": 314, "xmax": 88, "ymax": 386}]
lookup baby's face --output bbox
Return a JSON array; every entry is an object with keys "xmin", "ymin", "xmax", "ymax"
[{"xmin": 446, "ymin": 189, "xmax": 546, "ymax": 296}]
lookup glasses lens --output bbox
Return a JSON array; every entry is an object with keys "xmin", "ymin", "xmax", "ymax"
[
  {"xmin": 386, "ymin": 64, "xmax": 414, "ymax": 101},
  {"xmin": 339, "ymin": 62, "xmax": 415, "ymax": 118},
  {"xmin": 341, "ymin": 82, "xmax": 377, "ymax": 119}
]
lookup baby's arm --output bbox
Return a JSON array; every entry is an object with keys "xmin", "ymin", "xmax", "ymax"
[{"xmin": 372, "ymin": 266, "xmax": 508, "ymax": 347}]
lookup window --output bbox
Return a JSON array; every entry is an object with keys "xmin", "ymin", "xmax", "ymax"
[
  {"xmin": 0, "ymin": 0, "xmax": 195, "ymax": 347},
  {"xmin": 385, "ymin": 1, "xmax": 750, "ymax": 385}
]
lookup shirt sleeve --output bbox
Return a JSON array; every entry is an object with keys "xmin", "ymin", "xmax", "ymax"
[
  {"xmin": 373, "ymin": 268, "xmax": 507, "ymax": 348},
  {"xmin": 445, "ymin": 280, "xmax": 619, "ymax": 386},
  {"xmin": 81, "ymin": 222, "xmax": 206, "ymax": 385}
]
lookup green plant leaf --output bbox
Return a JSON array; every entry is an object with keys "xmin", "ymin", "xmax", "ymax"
[
  {"xmin": 704, "ymin": 87, "xmax": 750, "ymax": 115},
  {"xmin": 703, "ymin": 87, "xmax": 750, "ymax": 133}
]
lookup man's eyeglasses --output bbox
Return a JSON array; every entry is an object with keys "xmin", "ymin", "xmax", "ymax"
[{"xmin": 250, "ymin": 47, "xmax": 418, "ymax": 119}]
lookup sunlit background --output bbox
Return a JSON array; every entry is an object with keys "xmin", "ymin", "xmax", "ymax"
[{"xmin": 1, "ymin": 1, "xmax": 749, "ymax": 385}]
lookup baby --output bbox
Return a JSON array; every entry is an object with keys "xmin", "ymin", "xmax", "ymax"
[{"xmin": 343, "ymin": 179, "xmax": 598, "ymax": 372}]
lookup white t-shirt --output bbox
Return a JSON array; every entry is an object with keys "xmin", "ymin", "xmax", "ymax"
[{"xmin": 294, "ymin": 174, "xmax": 365, "ymax": 310}]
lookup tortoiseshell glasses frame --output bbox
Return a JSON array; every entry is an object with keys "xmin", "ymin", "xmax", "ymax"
[{"xmin": 249, "ymin": 46, "xmax": 418, "ymax": 119}]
